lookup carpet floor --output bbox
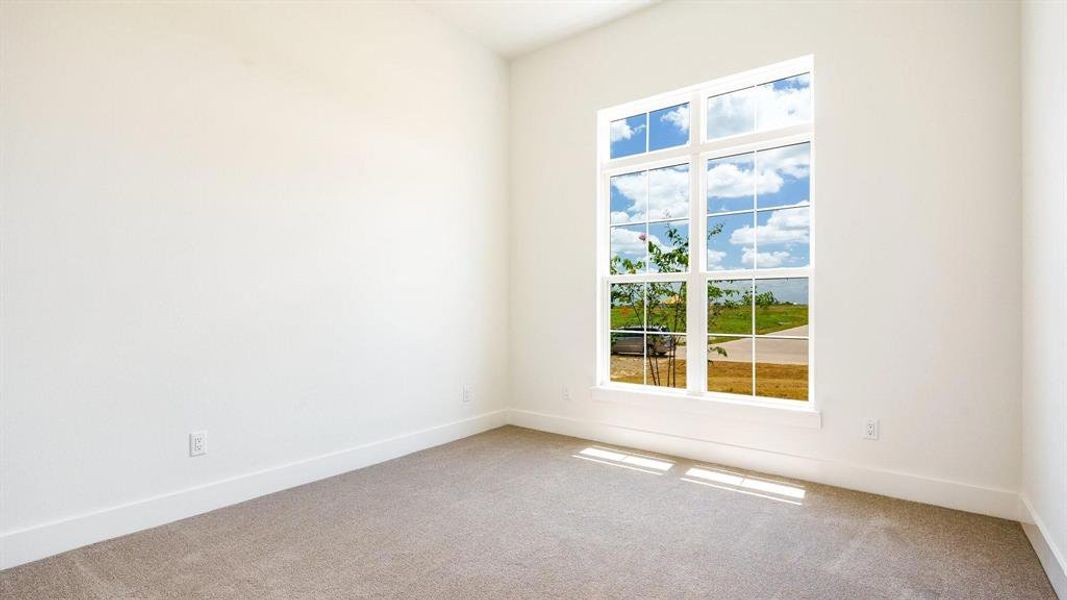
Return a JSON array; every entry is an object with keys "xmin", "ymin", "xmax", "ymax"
[{"xmin": 0, "ymin": 426, "xmax": 1056, "ymax": 599}]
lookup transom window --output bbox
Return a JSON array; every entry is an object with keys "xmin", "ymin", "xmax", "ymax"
[{"xmin": 597, "ymin": 57, "xmax": 813, "ymax": 403}]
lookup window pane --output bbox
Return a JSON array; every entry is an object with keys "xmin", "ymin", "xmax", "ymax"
[
  {"xmin": 610, "ymin": 336, "xmax": 645, "ymax": 384},
  {"xmin": 610, "ymin": 224, "xmax": 648, "ymax": 274},
  {"xmin": 755, "ymin": 338, "xmax": 808, "ymax": 401},
  {"xmin": 708, "ymin": 279, "xmax": 752, "ymax": 335},
  {"xmin": 756, "ymin": 143, "xmax": 810, "ymax": 210},
  {"xmin": 649, "ymin": 103, "xmax": 689, "ymax": 151},
  {"xmin": 754, "ymin": 207, "xmax": 809, "ymax": 269},
  {"xmin": 707, "ymin": 153, "xmax": 754, "ymax": 214},
  {"xmin": 707, "ymin": 212, "xmax": 753, "ymax": 271},
  {"xmin": 609, "ymin": 170, "xmax": 647, "ymax": 225},
  {"xmin": 648, "ymin": 220, "xmax": 689, "ymax": 273},
  {"xmin": 610, "ymin": 283, "xmax": 645, "ymax": 330},
  {"xmin": 707, "ymin": 87, "xmax": 755, "ymax": 140},
  {"xmin": 707, "ymin": 335, "xmax": 752, "ymax": 395},
  {"xmin": 756, "ymin": 74, "xmax": 812, "ymax": 131},
  {"xmin": 648, "ymin": 282, "xmax": 686, "ymax": 333},
  {"xmin": 647, "ymin": 164, "xmax": 689, "ymax": 221},
  {"xmin": 648, "ymin": 334, "xmax": 686, "ymax": 389},
  {"xmin": 610, "ymin": 113, "xmax": 647, "ymax": 159},
  {"xmin": 754, "ymin": 278, "xmax": 808, "ymax": 335}
]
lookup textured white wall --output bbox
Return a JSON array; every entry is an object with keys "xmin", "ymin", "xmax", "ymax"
[
  {"xmin": 1021, "ymin": 0, "xmax": 1067, "ymax": 592},
  {"xmin": 1, "ymin": 1, "xmax": 508, "ymax": 541},
  {"xmin": 509, "ymin": 1, "xmax": 1022, "ymax": 503}
]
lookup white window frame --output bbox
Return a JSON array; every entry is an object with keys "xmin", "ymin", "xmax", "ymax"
[{"xmin": 595, "ymin": 56, "xmax": 816, "ymax": 412}]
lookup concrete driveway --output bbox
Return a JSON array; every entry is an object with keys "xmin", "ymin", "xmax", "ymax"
[{"xmin": 710, "ymin": 326, "xmax": 808, "ymax": 365}]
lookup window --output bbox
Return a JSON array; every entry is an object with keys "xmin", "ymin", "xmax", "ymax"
[{"xmin": 598, "ymin": 57, "xmax": 813, "ymax": 403}]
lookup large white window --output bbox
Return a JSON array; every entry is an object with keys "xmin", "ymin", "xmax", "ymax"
[{"xmin": 597, "ymin": 57, "xmax": 814, "ymax": 403}]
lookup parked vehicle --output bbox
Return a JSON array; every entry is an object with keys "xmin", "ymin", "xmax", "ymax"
[{"xmin": 610, "ymin": 325, "xmax": 675, "ymax": 356}]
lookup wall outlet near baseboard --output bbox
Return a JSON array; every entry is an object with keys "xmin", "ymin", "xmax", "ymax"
[
  {"xmin": 863, "ymin": 419, "xmax": 880, "ymax": 440},
  {"xmin": 189, "ymin": 431, "xmax": 207, "ymax": 457},
  {"xmin": 462, "ymin": 383, "xmax": 472, "ymax": 404}
]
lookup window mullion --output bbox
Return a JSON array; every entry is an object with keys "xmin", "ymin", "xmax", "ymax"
[{"xmin": 687, "ymin": 89, "xmax": 706, "ymax": 394}]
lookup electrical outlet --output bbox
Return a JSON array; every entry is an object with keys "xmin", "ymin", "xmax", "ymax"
[
  {"xmin": 189, "ymin": 431, "xmax": 207, "ymax": 457},
  {"xmin": 462, "ymin": 383, "xmax": 472, "ymax": 404},
  {"xmin": 561, "ymin": 385, "xmax": 571, "ymax": 402},
  {"xmin": 863, "ymin": 419, "xmax": 879, "ymax": 440}
]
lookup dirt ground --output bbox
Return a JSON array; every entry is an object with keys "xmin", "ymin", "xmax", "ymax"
[{"xmin": 610, "ymin": 351, "xmax": 808, "ymax": 401}]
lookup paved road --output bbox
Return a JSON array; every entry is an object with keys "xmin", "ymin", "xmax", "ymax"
[{"xmin": 711, "ymin": 326, "xmax": 808, "ymax": 365}]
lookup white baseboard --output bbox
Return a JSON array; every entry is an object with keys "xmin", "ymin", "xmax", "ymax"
[
  {"xmin": 1021, "ymin": 495, "xmax": 1067, "ymax": 598},
  {"xmin": 506, "ymin": 409, "xmax": 1021, "ymax": 521},
  {"xmin": 4, "ymin": 408, "xmax": 1048, "ymax": 585},
  {"xmin": 0, "ymin": 410, "xmax": 507, "ymax": 571}
]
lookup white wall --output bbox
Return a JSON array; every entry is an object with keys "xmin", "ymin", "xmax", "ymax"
[
  {"xmin": 1021, "ymin": 0, "xmax": 1067, "ymax": 594},
  {"xmin": 0, "ymin": 1, "xmax": 509, "ymax": 567},
  {"xmin": 509, "ymin": 1, "xmax": 1022, "ymax": 517}
]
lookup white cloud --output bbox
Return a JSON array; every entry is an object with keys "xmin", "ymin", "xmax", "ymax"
[
  {"xmin": 758, "ymin": 143, "xmax": 809, "ymax": 183},
  {"xmin": 708, "ymin": 143, "xmax": 810, "ymax": 199},
  {"xmin": 707, "ymin": 89, "xmax": 754, "ymax": 138},
  {"xmin": 611, "ymin": 226, "xmax": 646, "ymax": 260},
  {"xmin": 611, "ymin": 119, "xmax": 646, "ymax": 143},
  {"xmin": 755, "ymin": 75, "xmax": 812, "ymax": 130},
  {"xmin": 707, "ymin": 75, "xmax": 811, "ymax": 140},
  {"xmin": 611, "ymin": 166, "xmax": 689, "ymax": 222},
  {"xmin": 742, "ymin": 248, "xmax": 791, "ymax": 268},
  {"xmin": 660, "ymin": 105, "xmax": 690, "ymax": 132},
  {"xmin": 611, "ymin": 173, "xmax": 647, "ymax": 221},
  {"xmin": 730, "ymin": 205, "xmax": 809, "ymax": 247},
  {"xmin": 648, "ymin": 166, "xmax": 689, "ymax": 220},
  {"xmin": 611, "ymin": 227, "xmax": 666, "ymax": 263},
  {"xmin": 707, "ymin": 249, "xmax": 727, "ymax": 269},
  {"xmin": 707, "ymin": 158, "xmax": 755, "ymax": 198}
]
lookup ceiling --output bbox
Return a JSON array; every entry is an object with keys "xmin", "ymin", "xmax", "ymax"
[{"xmin": 416, "ymin": 0, "xmax": 659, "ymax": 59}]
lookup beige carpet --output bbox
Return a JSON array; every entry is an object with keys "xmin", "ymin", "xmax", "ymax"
[{"xmin": 0, "ymin": 426, "xmax": 1056, "ymax": 599}]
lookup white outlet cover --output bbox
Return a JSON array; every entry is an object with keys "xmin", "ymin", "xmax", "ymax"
[
  {"xmin": 863, "ymin": 419, "xmax": 879, "ymax": 440},
  {"xmin": 189, "ymin": 431, "xmax": 207, "ymax": 457}
]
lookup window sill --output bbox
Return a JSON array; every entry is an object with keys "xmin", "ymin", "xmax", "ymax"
[{"xmin": 589, "ymin": 385, "xmax": 822, "ymax": 429}]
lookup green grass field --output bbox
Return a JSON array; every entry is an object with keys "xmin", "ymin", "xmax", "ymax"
[{"xmin": 611, "ymin": 304, "xmax": 807, "ymax": 336}]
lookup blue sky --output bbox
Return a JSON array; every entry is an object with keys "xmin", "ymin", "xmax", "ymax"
[
  {"xmin": 610, "ymin": 103, "xmax": 689, "ymax": 159},
  {"xmin": 618, "ymin": 142, "xmax": 811, "ymax": 273},
  {"xmin": 707, "ymin": 206, "xmax": 810, "ymax": 270},
  {"xmin": 611, "ymin": 163, "xmax": 689, "ymax": 224},
  {"xmin": 707, "ymin": 143, "xmax": 810, "ymax": 212},
  {"xmin": 610, "ymin": 73, "xmax": 809, "ymax": 158},
  {"xmin": 753, "ymin": 207, "xmax": 810, "ymax": 268},
  {"xmin": 610, "ymin": 163, "xmax": 690, "ymax": 272},
  {"xmin": 707, "ymin": 142, "xmax": 810, "ymax": 270},
  {"xmin": 707, "ymin": 153, "xmax": 755, "ymax": 213},
  {"xmin": 756, "ymin": 144, "xmax": 810, "ymax": 208},
  {"xmin": 707, "ymin": 212, "xmax": 753, "ymax": 270},
  {"xmin": 609, "ymin": 77, "xmax": 811, "ymax": 274},
  {"xmin": 649, "ymin": 103, "xmax": 689, "ymax": 150}
]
